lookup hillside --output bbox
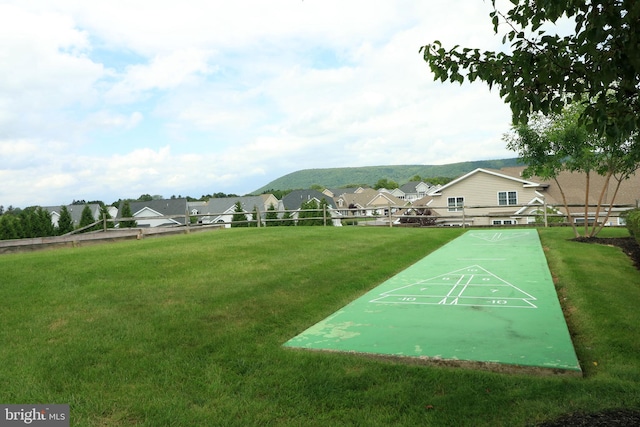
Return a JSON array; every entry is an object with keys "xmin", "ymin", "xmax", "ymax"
[{"xmin": 252, "ymin": 158, "xmax": 522, "ymax": 193}]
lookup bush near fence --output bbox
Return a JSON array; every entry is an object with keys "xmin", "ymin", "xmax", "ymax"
[{"xmin": 624, "ymin": 208, "xmax": 640, "ymax": 244}]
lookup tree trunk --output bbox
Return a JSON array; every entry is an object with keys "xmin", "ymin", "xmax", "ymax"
[
  {"xmin": 589, "ymin": 170, "xmax": 613, "ymax": 237},
  {"xmin": 584, "ymin": 171, "xmax": 590, "ymax": 237},
  {"xmin": 591, "ymin": 175, "xmax": 623, "ymax": 237},
  {"xmin": 554, "ymin": 177, "xmax": 580, "ymax": 238}
]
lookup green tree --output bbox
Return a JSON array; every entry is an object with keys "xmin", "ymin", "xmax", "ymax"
[
  {"xmin": 298, "ymin": 199, "xmax": 332, "ymax": 226},
  {"xmin": 57, "ymin": 206, "xmax": 74, "ymax": 235},
  {"xmin": 0, "ymin": 214, "xmax": 20, "ymax": 240},
  {"xmin": 36, "ymin": 207, "xmax": 55, "ymax": 237},
  {"xmin": 231, "ymin": 201, "xmax": 248, "ymax": 227},
  {"xmin": 79, "ymin": 205, "xmax": 96, "ymax": 230},
  {"xmin": 265, "ymin": 203, "xmax": 279, "ymax": 226},
  {"xmin": 280, "ymin": 210, "xmax": 293, "ymax": 226},
  {"xmin": 374, "ymin": 178, "xmax": 399, "ymax": 190},
  {"xmin": 249, "ymin": 205, "xmax": 259, "ymax": 227},
  {"xmin": 421, "ymin": 1, "xmax": 640, "ymax": 140},
  {"xmin": 19, "ymin": 208, "xmax": 36, "ymax": 238},
  {"xmin": 505, "ymin": 103, "xmax": 640, "ymax": 237},
  {"xmin": 298, "ymin": 199, "xmax": 319, "ymax": 226},
  {"xmin": 119, "ymin": 201, "xmax": 137, "ymax": 228},
  {"xmin": 99, "ymin": 205, "xmax": 115, "ymax": 229}
]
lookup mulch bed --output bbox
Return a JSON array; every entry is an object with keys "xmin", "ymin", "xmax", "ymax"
[
  {"xmin": 536, "ymin": 409, "xmax": 640, "ymax": 426},
  {"xmin": 573, "ymin": 235, "xmax": 640, "ymax": 271},
  {"xmin": 536, "ymin": 236, "xmax": 640, "ymax": 426}
]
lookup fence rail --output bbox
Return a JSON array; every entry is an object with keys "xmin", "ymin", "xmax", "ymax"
[
  {"xmin": 1, "ymin": 202, "xmax": 635, "ymax": 254},
  {"xmin": 103, "ymin": 202, "xmax": 636, "ymax": 230}
]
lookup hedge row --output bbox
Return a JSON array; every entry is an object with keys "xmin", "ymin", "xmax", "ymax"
[{"xmin": 625, "ymin": 208, "xmax": 640, "ymax": 244}]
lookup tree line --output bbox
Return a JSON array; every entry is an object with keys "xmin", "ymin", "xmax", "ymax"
[{"xmin": 0, "ymin": 204, "xmax": 114, "ymax": 240}]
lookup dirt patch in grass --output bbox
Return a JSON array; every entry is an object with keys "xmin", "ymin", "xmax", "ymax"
[{"xmin": 573, "ymin": 236, "xmax": 640, "ymax": 271}]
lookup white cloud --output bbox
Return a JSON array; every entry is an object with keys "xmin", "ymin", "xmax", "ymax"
[
  {"xmin": 0, "ymin": 0, "xmax": 521, "ymax": 208},
  {"xmin": 105, "ymin": 48, "xmax": 216, "ymax": 103}
]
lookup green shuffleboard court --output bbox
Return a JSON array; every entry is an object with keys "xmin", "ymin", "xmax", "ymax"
[{"xmin": 284, "ymin": 229, "xmax": 582, "ymax": 375}]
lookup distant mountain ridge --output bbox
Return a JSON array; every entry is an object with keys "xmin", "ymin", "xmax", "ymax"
[{"xmin": 252, "ymin": 158, "xmax": 522, "ymax": 193}]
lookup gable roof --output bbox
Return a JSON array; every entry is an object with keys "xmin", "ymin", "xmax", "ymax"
[
  {"xmin": 196, "ymin": 195, "xmax": 275, "ymax": 215},
  {"xmin": 336, "ymin": 188, "xmax": 405, "ymax": 208},
  {"xmin": 116, "ymin": 198, "xmax": 189, "ymax": 224},
  {"xmin": 282, "ymin": 190, "xmax": 336, "ymax": 210},
  {"xmin": 429, "ymin": 168, "xmax": 544, "ymax": 196},
  {"xmin": 323, "ymin": 187, "xmax": 360, "ymax": 198},
  {"xmin": 399, "ymin": 181, "xmax": 431, "ymax": 193},
  {"xmin": 500, "ymin": 166, "xmax": 640, "ymax": 207}
]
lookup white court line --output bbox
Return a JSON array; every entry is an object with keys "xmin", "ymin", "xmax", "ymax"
[
  {"xmin": 456, "ymin": 277, "xmax": 472, "ymax": 297},
  {"xmin": 445, "ymin": 275, "xmax": 467, "ymax": 297},
  {"xmin": 458, "ymin": 258, "xmax": 506, "ymax": 261}
]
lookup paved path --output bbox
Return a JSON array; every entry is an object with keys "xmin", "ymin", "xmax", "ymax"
[{"xmin": 284, "ymin": 229, "xmax": 581, "ymax": 374}]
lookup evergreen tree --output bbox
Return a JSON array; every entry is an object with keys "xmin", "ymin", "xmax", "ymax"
[
  {"xmin": 99, "ymin": 205, "xmax": 115, "ymax": 229},
  {"xmin": 299, "ymin": 199, "xmax": 321, "ymax": 226},
  {"xmin": 79, "ymin": 205, "xmax": 96, "ymax": 231},
  {"xmin": 0, "ymin": 214, "xmax": 20, "ymax": 240},
  {"xmin": 231, "ymin": 201, "xmax": 248, "ymax": 227},
  {"xmin": 249, "ymin": 205, "xmax": 259, "ymax": 227},
  {"xmin": 19, "ymin": 208, "xmax": 37, "ymax": 238},
  {"xmin": 265, "ymin": 203, "xmax": 279, "ymax": 226},
  {"xmin": 281, "ymin": 210, "xmax": 293, "ymax": 226},
  {"xmin": 36, "ymin": 207, "xmax": 55, "ymax": 237},
  {"xmin": 119, "ymin": 201, "xmax": 137, "ymax": 228},
  {"xmin": 57, "ymin": 206, "xmax": 74, "ymax": 235}
]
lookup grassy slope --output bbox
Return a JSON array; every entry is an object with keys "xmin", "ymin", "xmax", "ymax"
[{"xmin": 0, "ymin": 227, "xmax": 638, "ymax": 426}]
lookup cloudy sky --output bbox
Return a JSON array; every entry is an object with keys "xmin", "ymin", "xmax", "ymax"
[{"xmin": 1, "ymin": 0, "xmax": 519, "ymax": 208}]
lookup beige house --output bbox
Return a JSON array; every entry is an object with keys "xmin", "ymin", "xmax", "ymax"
[
  {"xmin": 502, "ymin": 166, "xmax": 640, "ymax": 226},
  {"xmin": 414, "ymin": 167, "xmax": 640, "ymax": 227},
  {"xmin": 418, "ymin": 168, "xmax": 546, "ymax": 226},
  {"xmin": 334, "ymin": 188, "xmax": 407, "ymax": 218}
]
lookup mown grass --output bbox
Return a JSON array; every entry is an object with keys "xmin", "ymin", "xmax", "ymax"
[{"xmin": 0, "ymin": 226, "xmax": 639, "ymax": 426}]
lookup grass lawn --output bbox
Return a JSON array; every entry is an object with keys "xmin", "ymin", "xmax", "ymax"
[{"xmin": 0, "ymin": 226, "xmax": 639, "ymax": 426}]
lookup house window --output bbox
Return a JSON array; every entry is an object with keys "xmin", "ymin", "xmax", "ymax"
[
  {"xmin": 498, "ymin": 191, "xmax": 518, "ymax": 206},
  {"xmin": 448, "ymin": 197, "xmax": 464, "ymax": 212},
  {"xmin": 492, "ymin": 219, "xmax": 515, "ymax": 225}
]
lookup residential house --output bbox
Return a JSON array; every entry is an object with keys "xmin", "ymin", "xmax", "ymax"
[
  {"xmin": 116, "ymin": 198, "xmax": 189, "ymax": 227},
  {"xmin": 334, "ymin": 188, "xmax": 407, "ymax": 219},
  {"xmin": 322, "ymin": 187, "xmax": 363, "ymax": 198},
  {"xmin": 501, "ymin": 166, "xmax": 640, "ymax": 226},
  {"xmin": 281, "ymin": 190, "xmax": 341, "ymax": 225},
  {"xmin": 417, "ymin": 168, "xmax": 549, "ymax": 226},
  {"xmin": 390, "ymin": 181, "xmax": 433, "ymax": 202},
  {"xmin": 414, "ymin": 167, "xmax": 640, "ymax": 227},
  {"xmin": 192, "ymin": 194, "xmax": 279, "ymax": 228}
]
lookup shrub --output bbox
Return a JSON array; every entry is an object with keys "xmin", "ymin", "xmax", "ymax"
[{"xmin": 624, "ymin": 208, "xmax": 640, "ymax": 243}]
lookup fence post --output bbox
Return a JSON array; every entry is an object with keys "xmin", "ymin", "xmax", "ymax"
[
  {"xmin": 462, "ymin": 206, "xmax": 466, "ymax": 228},
  {"xmin": 388, "ymin": 204, "xmax": 392, "ymax": 228},
  {"xmin": 103, "ymin": 213, "xmax": 107, "ymax": 232},
  {"xmin": 543, "ymin": 198, "xmax": 548, "ymax": 228},
  {"xmin": 323, "ymin": 205, "xmax": 327, "ymax": 226}
]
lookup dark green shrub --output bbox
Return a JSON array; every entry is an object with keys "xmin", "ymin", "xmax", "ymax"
[{"xmin": 624, "ymin": 208, "xmax": 640, "ymax": 243}]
